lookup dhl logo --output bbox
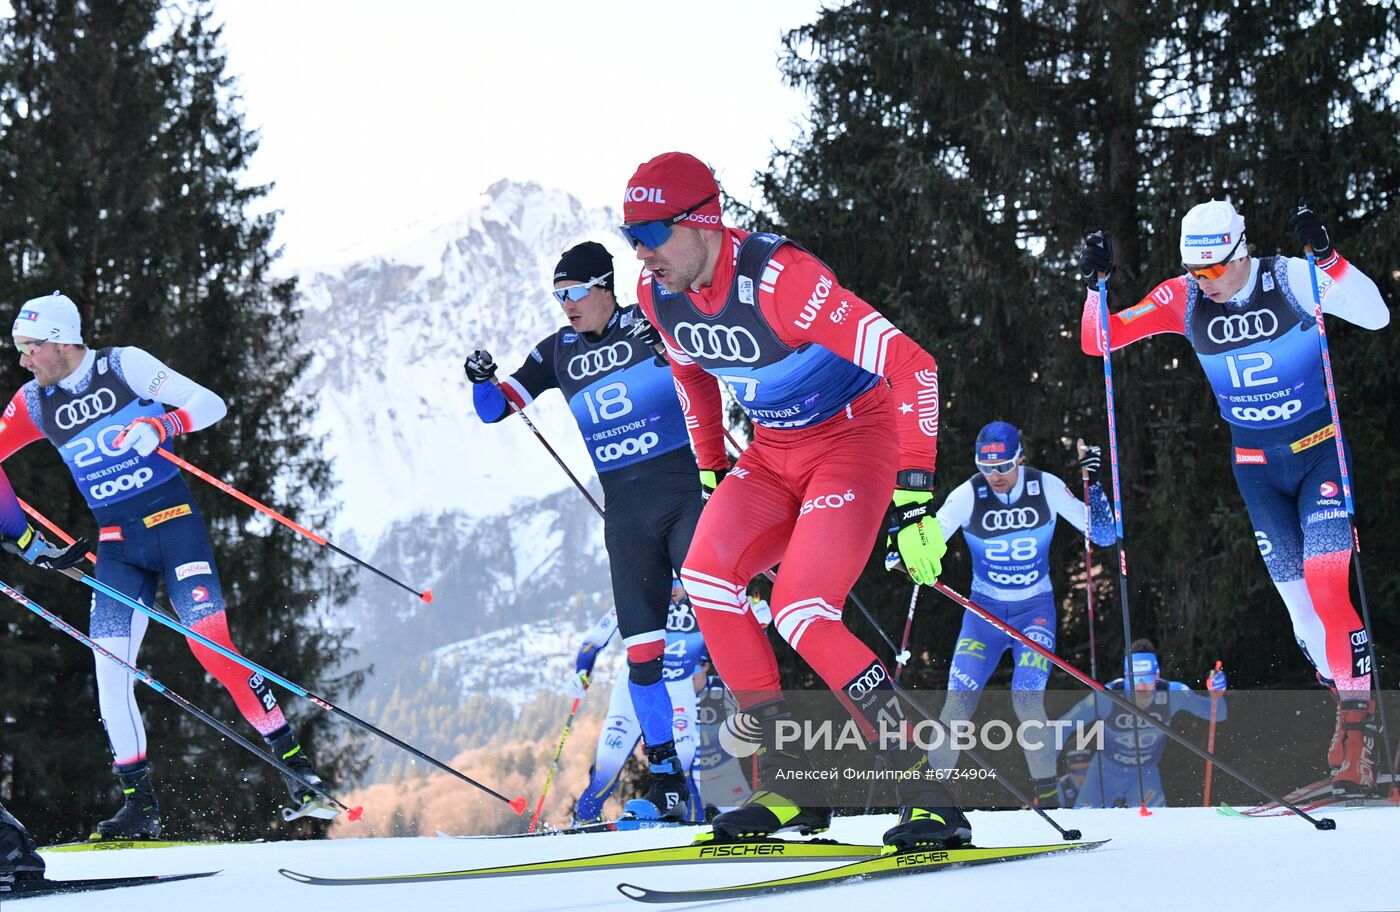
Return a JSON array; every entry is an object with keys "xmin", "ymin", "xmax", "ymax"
[{"xmin": 143, "ymin": 504, "xmax": 192, "ymax": 528}]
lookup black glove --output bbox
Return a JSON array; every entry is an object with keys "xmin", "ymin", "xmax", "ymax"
[
  {"xmin": 1079, "ymin": 230, "xmax": 1114, "ymax": 288},
  {"xmin": 1078, "ymin": 444, "xmax": 1102, "ymax": 483},
  {"xmin": 3, "ymin": 525, "xmax": 89, "ymax": 571},
  {"xmin": 627, "ymin": 311, "xmax": 668, "ymax": 366},
  {"xmin": 464, "ymin": 350, "xmax": 497, "ymax": 384},
  {"xmin": 699, "ymin": 468, "xmax": 727, "ymax": 502},
  {"xmin": 1289, "ymin": 200, "xmax": 1331, "ymax": 258}
]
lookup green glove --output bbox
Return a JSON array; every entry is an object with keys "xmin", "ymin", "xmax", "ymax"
[
  {"xmin": 886, "ymin": 490, "xmax": 946, "ymax": 586},
  {"xmin": 700, "ymin": 468, "xmax": 728, "ymax": 501}
]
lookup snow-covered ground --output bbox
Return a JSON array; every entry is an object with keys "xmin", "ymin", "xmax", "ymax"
[{"xmin": 31, "ymin": 806, "xmax": 1398, "ymax": 911}]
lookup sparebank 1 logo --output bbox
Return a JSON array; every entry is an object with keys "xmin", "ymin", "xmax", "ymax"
[{"xmin": 717, "ymin": 711, "xmax": 764, "ymax": 758}]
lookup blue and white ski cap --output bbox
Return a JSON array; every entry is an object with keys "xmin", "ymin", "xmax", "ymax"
[
  {"xmin": 974, "ymin": 421, "xmax": 1022, "ymax": 465},
  {"xmin": 1180, "ymin": 199, "xmax": 1246, "ymax": 266},
  {"xmin": 13, "ymin": 290, "xmax": 83, "ymax": 345},
  {"xmin": 1127, "ymin": 650, "xmax": 1160, "ymax": 681}
]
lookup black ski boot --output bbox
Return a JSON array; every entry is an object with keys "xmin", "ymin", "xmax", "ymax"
[
  {"xmin": 881, "ymin": 749, "xmax": 971, "ymax": 851},
  {"xmin": 0, "ymin": 802, "xmax": 45, "ymax": 882},
  {"xmin": 95, "ymin": 761, "xmax": 161, "ymax": 840},
  {"xmin": 624, "ymin": 741, "xmax": 690, "ymax": 821},
  {"xmin": 706, "ymin": 704, "xmax": 831, "ymax": 842},
  {"xmin": 267, "ymin": 729, "xmax": 332, "ymax": 818}
]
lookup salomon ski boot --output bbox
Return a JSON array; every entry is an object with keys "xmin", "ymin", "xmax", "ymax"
[
  {"xmin": 706, "ymin": 705, "xmax": 831, "ymax": 842},
  {"xmin": 623, "ymin": 741, "xmax": 690, "ymax": 821},
  {"xmin": 94, "ymin": 761, "xmax": 161, "ymax": 840},
  {"xmin": 1332, "ymin": 699, "xmax": 1378, "ymax": 798}
]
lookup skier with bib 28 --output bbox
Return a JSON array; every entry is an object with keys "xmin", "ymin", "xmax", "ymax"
[
  {"xmin": 622, "ymin": 151, "xmax": 967, "ymax": 851},
  {"xmin": 928, "ymin": 421, "xmax": 1116, "ymax": 806},
  {"xmin": 1077, "ymin": 201, "xmax": 1388, "ymax": 796}
]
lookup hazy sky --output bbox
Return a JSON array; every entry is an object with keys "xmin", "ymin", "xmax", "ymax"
[{"xmin": 215, "ymin": 1, "xmax": 827, "ymax": 269}]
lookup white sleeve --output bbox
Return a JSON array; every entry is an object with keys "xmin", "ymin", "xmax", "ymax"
[
  {"xmin": 116, "ymin": 346, "xmax": 227, "ymax": 431},
  {"xmin": 1285, "ymin": 256, "xmax": 1389, "ymax": 330},
  {"xmin": 934, "ymin": 479, "xmax": 975, "ymax": 543},
  {"xmin": 580, "ymin": 607, "xmax": 619, "ymax": 652},
  {"xmin": 1044, "ymin": 472, "xmax": 1090, "ymax": 534}
]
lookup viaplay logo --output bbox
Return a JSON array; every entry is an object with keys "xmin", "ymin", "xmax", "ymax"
[
  {"xmin": 717, "ymin": 712, "xmax": 764, "ymax": 758},
  {"xmin": 1320, "ymin": 481, "xmax": 1339, "ymax": 498}
]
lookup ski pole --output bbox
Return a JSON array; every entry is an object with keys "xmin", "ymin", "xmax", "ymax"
[
  {"xmin": 1076, "ymin": 439, "xmax": 1107, "ymax": 809},
  {"xmin": 528, "ymin": 690, "xmax": 586, "ymax": 833},
  {"xmin": 1095, "ymin": 270, "xmax": 1150, "ymax": 815},
  {"xmin": 19, "ymin": 499, "xmax": 96, "ymax": 563},
  {"xmin": 1298, "ymin": 204, "xmax": 1398, "ymax": 795},
  {"xmin": 893, "ymin": 584, "xmax": 919, "ymax": 682},
  {"xmin": 1203, "ymin": 660, "xmax": 1223, "ymax": 807},
  {"xmin": 151, "ymin": 449, "xmax": 432, "ymax": 603},
  {"xmin": 491, "ymin": 375, "xmax": 604, "ymax": 516},
  {"xmin": 926, "ymin": 579, "xmax": 1334, "ymax": 829},
  {"xmin": 0, "ymin": 577, "xmax": 363, "ymax": 821},
  {"xmin": 52, "ymin": 565, "xmax": 527, "ymax": 814}
]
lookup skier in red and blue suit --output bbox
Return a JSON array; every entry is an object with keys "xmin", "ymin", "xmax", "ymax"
[
  {"xmin": 1077, "ymin": 200, "xmax": 1389, "ymax": 795},
  {"xmin": 1, "ymin": 291, "xmax": 328, "ymax": 838},
  {"xmin": 623, "ymin": 151, "xmax": 966, "ymax": 851}
]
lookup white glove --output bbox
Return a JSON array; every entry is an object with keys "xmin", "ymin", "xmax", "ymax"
[
  {"xmin": 563, "ymin": 671, "xmax": 590, "ymax": 700},
  {"xmin": 116, "ymin": 420, "xmax": 162, "ymax": 457}
]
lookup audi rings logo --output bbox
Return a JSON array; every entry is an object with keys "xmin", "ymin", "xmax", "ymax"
[
  {"xmin": 595, "ymin": 432, "xmax": 659, "ymax": 462},
  {"xmin": 1207, "ymin": 310, "xmax": 1278, "ymax": 344},
  {"xmin": 981, "ymin": 507, "xmax": 1041, "ymax": 532},
  {"xmin": 718, "ymin": 712, "xmax": 763, "ymax": 758},
  {"xmin": 567, "ymin": 342, "xmax": 631, "ymax": 380},
  {"xmin": 988, "ymin": 570, "xmax": 1041, "ymax": 586},
  {"xmin": 89, "ymin": 467, "xmax": 154, "ymax": 500},
  {"xmin": 672, "ymin": 323, "xmax": 761, "ymax": 363},
  {"xmin": 1230, "ymin": 400, "xmax": 1302, "ymax": 423},
  {"xmin": 55, "ymin": 389, "xmax": 118, "ymax": 429},
  {"xmin": 845, "ymin": 664, "xmax": 887, "ymax": 702}
]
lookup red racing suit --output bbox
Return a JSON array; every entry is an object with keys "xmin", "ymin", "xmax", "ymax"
[{"xmin": 638, "ymin": 228, "xmax": 940, "ymax": 705}]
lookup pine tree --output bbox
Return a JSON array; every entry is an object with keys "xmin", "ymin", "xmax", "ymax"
[
  {"xmin": 0, "ymin": 0, "xmax": 364, "ymax": 841},
  {"xmin": 758, "ymin": 1, "xmax": 1400, "ymax": 689}
]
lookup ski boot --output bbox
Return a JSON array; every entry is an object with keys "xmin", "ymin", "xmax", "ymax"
[
  {"xmin": 882, "ymin": 750, "xmax": 971, "ymax": 852},
  {"xmin": 1320, "ymin": 675, "xmax": 1343, "ymax": 775},
  {"xmin": 94, "ymin": 761, "xmax": 161, "ymax": 840},
  {"xmin": 268, "ymin": 730, "xmax": 337, "ymax": 820},
  {"xmin": 1031, "ymin": 776, "xmax": 1061, "ymax": 809},
  {"xmin": 623, "ymin": 741, "xmax": 690, "ymax": 821},
  {"xmin": 705, "ymin": 705, "xmax": 831, "ymax": 842},
  {"xmin": 0, "ymin": 803, "xmax": 45, "ymax": 882},
  {"xmin": 1331, "ymin": 699, "xmax": 1378, "ymax": 798}
]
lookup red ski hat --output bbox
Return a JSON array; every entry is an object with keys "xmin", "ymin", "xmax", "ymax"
[{"xmin": 623, "ymin": 152, "xmax": 723, "ymax": 230}]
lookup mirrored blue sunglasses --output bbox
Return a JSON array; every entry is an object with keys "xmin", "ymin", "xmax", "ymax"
[
  {"xmin": 619, "ymin": 195, "xmax": 718, "ymax": 251},
  {"xmin": 552, "ymin": 272, "xmax": 613, "ymax": 305}
]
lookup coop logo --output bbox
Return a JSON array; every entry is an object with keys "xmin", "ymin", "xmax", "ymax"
[
  {"xmin": 627, "ymin": 186, "xmax": 667, "ymax": 204},
  {"xmin": 988, "ymin": 570, "xmax": 1041, "ymax": 586},
  {"xmin": 1231, "ymin": 400, "xmax": 1302, "ymax": 423},
  {"xmin": 89, "ymin": 467, "xmax": 155, "ymax": 501},
  {"xmin": 567, "ymin": 342, "xmax": 631, "ymax": 379},
  {"xmin": 980, "ymin": 507, "xmax": 1040, "ymax": 532},
  {"xmin": 1207, "ymin": 310, "xmax": 1278, "ymax": 344},
  {"xmin": 672, "ymin": 323, "xmax": 761, "ymax": 363},
  {"xmin": 718, "ymin": 711, "xmax": 764, "ymax": 758},
  {"xmin": 799, "ymin": 490, "xmax": 855, "ymax": 517},
  {"xmin": 595, "ymin": 432, "xmax": 659, "ymax": 463},
  {"xmin": 793, "ymin": 274, "xmax": 833, "ymax": 330},
  {"xmin": 54, "ymin": 389, "xmax": 118, "ymax": 429}
]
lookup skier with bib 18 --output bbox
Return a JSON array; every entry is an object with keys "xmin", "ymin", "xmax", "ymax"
[
  {"xmin": 1, "ymin": 291, "xmax": 332, "ymax": 838},
  {"xmin": 466, "ymin": 241, "xmax": 705, "ymax": 820},
  {"xmin": 1077, "ymin": 201, "xmax": 1389, "ymax": 796},
  {"xmin": 927, "ymin": 421, "xmax": 1116, "ymax": 807},
  {"xmin": 622, "ymin": 151, "xmax": 967, "ymax": 851}
]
